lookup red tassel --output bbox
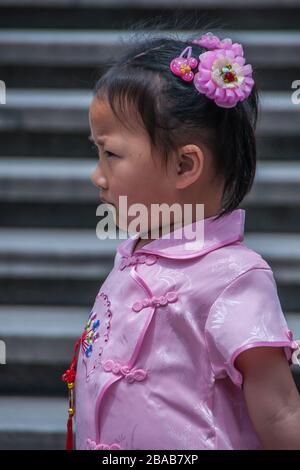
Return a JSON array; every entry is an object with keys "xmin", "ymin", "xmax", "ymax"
[
  {"xmin": 62, "ymin": 338, "xmax": 82, "ymax": 451},
  {"xmin": 66, "ymin": 415, "xmax": 73, "ymax": 450}
]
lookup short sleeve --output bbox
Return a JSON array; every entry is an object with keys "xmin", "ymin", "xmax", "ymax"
[{"xmin": 204, "ymin": 268, "xmax": 300, "ymax": 389}]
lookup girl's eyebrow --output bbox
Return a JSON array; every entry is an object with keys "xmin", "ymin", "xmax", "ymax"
[{"xmin": 88, "ymin": 134, "xmax": 106, "ymax": 145}]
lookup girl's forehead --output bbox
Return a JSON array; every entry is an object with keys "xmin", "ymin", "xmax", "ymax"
[
  {"xmin": 89, "ymin": 97, "xmax": 149, "ymax": 144},
  {"xmin": 89, "ymin": 98, "xmax": 118, "ymax": 129}
]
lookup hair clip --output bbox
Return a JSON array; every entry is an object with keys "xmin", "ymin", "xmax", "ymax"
[
  {"xmin": 192, "ymin": 32, "xmax": 244, "ymax": 57},
  {"xmin": 169, "ymin": 46, "xmax": 198, "ymax": 83},
  {"xmin": 170, "ymin": 34, "xmax": 254, "ymax": 108},
  {"xmin": 191, "ymin": 32, "xmax": 221, "ymax": 50}
]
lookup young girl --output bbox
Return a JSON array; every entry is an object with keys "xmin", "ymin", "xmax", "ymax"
[{"xmin": 62, "ymin": 30, "xmax": 300, "ymax": 451}]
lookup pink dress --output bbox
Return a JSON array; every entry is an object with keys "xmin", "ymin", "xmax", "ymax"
[{"xmin": 74, "ymin": 208, "xmax": 300, "ymax": 450}]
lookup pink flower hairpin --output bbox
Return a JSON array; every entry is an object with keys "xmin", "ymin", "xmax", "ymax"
[
  {"xmin": 192, "ymin": 32, "xmax": 221, "ymax": 50},
  {"xmin": 191, "ymin": 32, "xmax": 244, "ymax": 57},
  {"xmin": 169, "ymin": 46, "xmax": 198, "ymax": 82},
  {"xmin": 193, "ymin": 47, "xmax": 254, "ymax": 108},
  {"xmin": 170, "ymin": 33, "xmax": 254, "ymax": 108}
]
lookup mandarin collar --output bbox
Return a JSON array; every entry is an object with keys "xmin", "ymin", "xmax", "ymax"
[{"xmin": 116, "ymin": 208, "xmax": 245, "ymax": 260}]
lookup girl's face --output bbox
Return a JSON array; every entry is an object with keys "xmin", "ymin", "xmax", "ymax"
[{"xmin": 89, "ymin": 96, "xmax": 178, "ymax": 236}]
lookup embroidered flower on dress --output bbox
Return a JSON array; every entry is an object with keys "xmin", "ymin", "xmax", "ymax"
[{"xmin": 81, "ymin": 312, "xmax": 100, "ymax": 358}]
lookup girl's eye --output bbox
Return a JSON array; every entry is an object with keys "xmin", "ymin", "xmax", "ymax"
[
  {"xmin": 105, "ymin": 150, "xmax": 118, "ymax": 158},
  {"xmin": 90, "ymin": 144, "xmax": 118, "ymax": 158}
]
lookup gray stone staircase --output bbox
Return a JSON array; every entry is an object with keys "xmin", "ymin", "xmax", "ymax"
[{"xmin": 0, "ymin": 0, "xmax": 300, "ymax": 450}]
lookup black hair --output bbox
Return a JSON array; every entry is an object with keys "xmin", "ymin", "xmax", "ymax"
[{"xmin": 92, "ymin": 15, "xmax": 259, "ymax": 220}]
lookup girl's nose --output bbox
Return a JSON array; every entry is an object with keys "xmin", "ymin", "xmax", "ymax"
[{"xmin": 90, "ymin": 164, "xmax": 108, "ymax": 190}]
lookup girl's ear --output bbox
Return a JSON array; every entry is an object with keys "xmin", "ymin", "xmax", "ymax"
[{"xmin": 175, "ymin": 144, "xmax": 204, "ymax": 189}]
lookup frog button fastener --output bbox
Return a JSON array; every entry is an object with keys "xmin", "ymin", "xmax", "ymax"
[
  {"xmin": 103, "ymin": 359, "xmax": 147, "ymax": 383},
  {"xmin": 86, "ymin": 438, "xmax": 122, "ymax": 450},
  {"xmin": 132, "ymin": 290, "xmax": 178, "ymax": 313},
  {"xmin": 119, "ymin": 254, "xmax": 157, "ymax": 271}
]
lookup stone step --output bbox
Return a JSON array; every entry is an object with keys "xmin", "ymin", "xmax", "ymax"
[
  {"xmin": 243, "ymin": 160, "xmax": 300, "ymax": 232},
  {"xmin": 0, "ymin": 305, "xmax": 86, "ymax": 364},
  {"xmin": 0, "ymin": 306, "xmax": 299, "ymax": 397},
  {"xmin": 0, "ymin": 158, "xmax": 98, "ymax": 202},
  {"xmin": 0, "ymin": 396, "xmax": 66, "ymax": 450},
  {"xmin": 244, "ymin": 233, "xmax": 300, "ymax": 312},
  {"xmin": 0, "ymin": 227, "xmax": 119, "ymax": 279},
  {"xmin": 242, "ymin": 206, "xmax": 300, "ymax": 234},
  {"xmin": 245, "ymin": 233, "xmax": 300, "ymax": 266},
  {"xmin": 1, "ymin": 30, "xmax": 299, "ymax": 67},
  {"xmin": 0, "ymin": 228, "xmax": 118, "ymax": 305},
  {"xmin": 244, "ymin": 161, "xmax": 300, "ymax": 206},
  {"xmin": 0, "ymin": 1, "xmax": 299, "ymax": 31},
  {"xmin": 0, "ymin": 305, "xmax": 86, "ymax": 395},
  {"xmin": 0, "ymin": 228, "xmax": 299, "ymax": 310},
  {"xmin": 0, "ymin": 90, "xmax": 299, "ymax": 136},
  {"xmin": 0, "ymin": 89, "xmax": 91, "ymax": 132}
]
